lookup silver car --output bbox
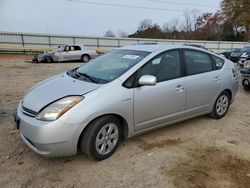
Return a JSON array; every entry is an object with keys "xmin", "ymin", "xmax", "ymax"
[
  {"xmin": 36, "ymin": 45, "xmax": 99, "ymax": 63},
  {"xmin": 14, "ymin": 45, "xmax": 238, "ymax": 160}
]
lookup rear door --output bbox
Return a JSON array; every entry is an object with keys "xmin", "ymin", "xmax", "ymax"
[
  {"xmin": 60, "ymin": 46, "xmax": 70, "ymax": 61},
  {"xmin": 183, "ymin": 49, "xmax": 222, "ymax": 116},
  {"xmin": 68, "ymin": 46, "xmax": 82, "ymax": 60}
]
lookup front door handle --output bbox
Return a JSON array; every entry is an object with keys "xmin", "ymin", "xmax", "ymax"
[{"xmin": 176, "ymin": 85, "xmax": 184, "ymax": 93}]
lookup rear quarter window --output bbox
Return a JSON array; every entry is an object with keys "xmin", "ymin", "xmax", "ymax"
[{"xmin": 211, "ymin": 55, "xmax": 225, "ymax": 69}]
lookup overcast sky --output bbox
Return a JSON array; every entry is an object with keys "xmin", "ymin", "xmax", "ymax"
[{"xmin": 0, "ymin": 0, "xmax": 221, "ymax": 37}]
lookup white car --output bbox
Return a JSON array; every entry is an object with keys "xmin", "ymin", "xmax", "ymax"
[{"xmin": 35, "ymin": 45, "xmax": 99, "ymax": 63}]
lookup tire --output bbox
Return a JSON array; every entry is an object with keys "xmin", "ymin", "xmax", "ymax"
[
  {"xmin": 242, "ymin": 79, "xmax": 250, "ymax": 91},
  {"xmin": 243, "ymin": 86, "xmax": 250, "ymax": 91},
  {"xmin": 209, "ymin": 91, "xmax": 230, "ymax": 119},
  {"xmin": 81, "ymin": 55, "xmax": 90, "ymax": 63},
  {"xmin": 46, "ymin": 57, "xmax": 53, "ymax": 63},
  {"xmin": 80, "ymin": 115, "xmax": 122, "ymax": 161}
]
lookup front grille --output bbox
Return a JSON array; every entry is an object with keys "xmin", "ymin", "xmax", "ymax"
[{"xmin": 21, "ymin": 106, "xmax": 38, "ymax": 117}]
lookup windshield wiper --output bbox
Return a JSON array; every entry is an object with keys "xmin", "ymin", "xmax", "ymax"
[{"xmin": 75, "ymin": 70, "xmax": 98, "ymax": 83}]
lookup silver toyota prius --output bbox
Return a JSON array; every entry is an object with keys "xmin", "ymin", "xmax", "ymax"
[{"xmin": 14, "ymin": 45, "xmax": 238, "ymax": 160}]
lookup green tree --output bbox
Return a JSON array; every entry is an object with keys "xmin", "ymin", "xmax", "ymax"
[{"xmin": 221, "ymin": 0, "xmax": 250, "ymax": 37}]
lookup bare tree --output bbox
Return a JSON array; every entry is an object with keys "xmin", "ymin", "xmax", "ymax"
[
  {"xmin": 117, "ymin": 30, "xmax": 128, "ymax": 38},
  {"xmin": 104, "ymin": 30, "xmax": 116, "ymax": 37},
  {"xmin": 162, "ymin": 23, "xmax": 170, "ymax": 32},
  {"xmin": 191, "ymin": 9, "xmax": 201, "ymax": 31},
  {"xmin": 183, "ymin": 9, "xmax": 192, "ymax": 33},
  {"xmin": 138, "ymin": 19, "xmax": 153, "ymax": 31},
  {"xmin": 169, "ymin": 17, "xmax": 179, "ymax": 32}
]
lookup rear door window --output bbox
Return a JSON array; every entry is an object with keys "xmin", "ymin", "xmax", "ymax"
[
  {"xmin": 73, "ymin": 46, "xmax": 81, "ymax": 51},
  {"xmin": 184, "ymin": 50, "xmax": 213, "ymax": 75}
]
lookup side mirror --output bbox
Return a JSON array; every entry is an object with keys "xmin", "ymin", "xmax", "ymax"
[{"xmin": 138, "ymin": 75, "xmax": 157, "ymax": 86}]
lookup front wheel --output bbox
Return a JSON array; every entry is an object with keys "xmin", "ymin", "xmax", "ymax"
[
  {"xmin": 46, "ymin": 57, "xmax": 53, "ymax": 63},
  {"xmin": 209, "ymin": 91, "xmax": 230, "ymax": 119},
  {"xmin": 242, "ymin": 79, "xmax": 250, "ymax": 91},
  {"xmin": 80, "ymin": 116, "xmax": 121, "ymax": 161}
]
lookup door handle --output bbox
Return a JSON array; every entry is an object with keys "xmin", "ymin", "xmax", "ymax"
[
  {"xmin": 176, "ymin": 85, "xmax": 184, "ymax": 92},
  {"xmin": 214, "ymin": 76, "xmax": 221, "ymax": 82}
]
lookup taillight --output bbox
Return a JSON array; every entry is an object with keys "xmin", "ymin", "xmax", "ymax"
[{"xmin": 232, "ymin": 69, "xmax": 237, "ymax": 78}]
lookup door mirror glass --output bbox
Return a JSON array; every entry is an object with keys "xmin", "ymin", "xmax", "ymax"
[{"xmin": 139, "ymin": 75, "xmax": 157, "ymax": 86}]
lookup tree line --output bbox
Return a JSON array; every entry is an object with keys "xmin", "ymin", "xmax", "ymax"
[{"xmin": 105, "ymin": 0, "xmax": 250, "ymax": 42}]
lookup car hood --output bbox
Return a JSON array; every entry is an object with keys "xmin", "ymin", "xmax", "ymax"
[
  {"xmin": 22, "ymin": 73, "xmax": 100, "ymax": 112},
  {"xmin": 230, "ymin": 52, "xmax": 244, "ymax": 57}
]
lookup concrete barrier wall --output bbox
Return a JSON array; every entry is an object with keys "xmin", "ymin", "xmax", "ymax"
[{"xmin": 0, "ymin": 31, "xmax": 249, "ymax": 53}]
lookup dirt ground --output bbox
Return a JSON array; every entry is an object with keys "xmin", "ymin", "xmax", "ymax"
[{"xmin": 0, "ymin": 55, "xmax": 250, "ymax": 188}]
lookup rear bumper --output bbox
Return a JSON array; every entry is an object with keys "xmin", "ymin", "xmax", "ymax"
[{"xmin": 15, "ymin": 103, "xmax": 82, "ymax": 157}]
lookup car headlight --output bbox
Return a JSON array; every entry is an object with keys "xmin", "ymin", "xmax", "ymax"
[
  {"xmin": 241, "ymin": 53, "xmax": 248, "ymax": 58},
  {"xmin": 36, "ymin": 96, "xmax": 84, "ymax": 121},
  {"xmin": 244, "ymin": 60, "xmax": 250, "ymax": 68}
]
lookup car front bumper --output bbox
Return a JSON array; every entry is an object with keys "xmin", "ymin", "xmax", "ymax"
[
  {"xmin": 238, "ymin": 58, "xmax": 248, "ymax": 67},
  {"xmin": 15, "ymin": 103, "xmax": 81, "ymax": 157},
  {"xmin": 230, "ymin": 56, "xmax": 240, "ymax": 62}
]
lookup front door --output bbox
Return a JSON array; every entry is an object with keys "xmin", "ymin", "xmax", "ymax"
[{"xmin": 133, "ymin": 50, "xmax": 186, "ymax": 132}]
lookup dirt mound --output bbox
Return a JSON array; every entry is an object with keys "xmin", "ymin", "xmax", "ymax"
[{"xmin": 167, "ymin": 147, "xmax": 250, "ymax": 188}]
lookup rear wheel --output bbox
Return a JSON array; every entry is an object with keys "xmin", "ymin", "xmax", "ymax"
[
  {"xmin": 80, "ymin": 116, "xmax": 121, "ymax": 161},
  {"xmin": 209, "ymin": 91, "xmax": 230, "ymax": 119},
  {"xmin": 81, "ymin": 55, "xmax": 90, "ymax": 63}
]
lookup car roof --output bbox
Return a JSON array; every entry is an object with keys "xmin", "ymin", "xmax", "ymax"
[{"xmin": 117, "ymin": 44, "xmax": 210, "ymax": 53}]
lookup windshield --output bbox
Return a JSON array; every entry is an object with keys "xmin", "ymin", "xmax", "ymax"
[
  {"xmin": 240, "ymin": 47, "xmax": 250, "ymax": 52},
  {"xmin": 76, "ymin": 50, "xmax": 150, "ymax": 83},
  {"xmin": 55, "ymin": 45, "xmax": 64, "ymax": 52}
]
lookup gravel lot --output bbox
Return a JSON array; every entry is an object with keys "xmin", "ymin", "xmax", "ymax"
[{"xmin": 0, "ymin": 55, "xmax": 250, "ymax": 188}]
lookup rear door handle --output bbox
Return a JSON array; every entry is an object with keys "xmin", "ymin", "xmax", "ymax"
[{"xmin": 214, "ymin": 76, "xmax": 221, "ymax": 82}]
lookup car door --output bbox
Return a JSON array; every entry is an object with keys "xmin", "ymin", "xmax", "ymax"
[
  {"xmin": 67, "ymin": 46, "xmax": 82, "ymax": 60},
  {"xmin": 73, "ymin": 45, "xmax": 83, "ymax": 60},
  {"xmin": 133, "ymin": 50, "xmax": 186, "ymax": 132},
  {"xmin": 183, "ymin": 49, "xmax": 222, "ymax": 116},
  {"xmin": 60, "ymin": 46, "xmax": 70, "ymax": 61}
]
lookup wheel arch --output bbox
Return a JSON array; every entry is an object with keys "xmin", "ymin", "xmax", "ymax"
[
  {"xmin": 223, "ymin": 89, "xmax": 232, "ymax": 103},
  {"xmin": 77, "ymin": 113, "xmax": 129, "ymax": 150},
  {"xmin": 81, "ymin": 53, "xmax": 91, "ymax": 59}
]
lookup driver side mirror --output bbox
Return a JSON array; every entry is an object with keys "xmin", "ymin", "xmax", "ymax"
[{"xmin": 138, "ymin": 75, "xmax": 157, "ymax": 86}]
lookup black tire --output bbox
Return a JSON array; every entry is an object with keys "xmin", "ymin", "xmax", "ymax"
[
  {"xmin": 209, "ymin": 91, "xmax": 230, "ymax": 119},
  {"xmin": 242, "ymin": 79, "xmax": 250, "ymax": 91},
  {"xmin": 81, "ymin": 55, "xmax": 90, "ymax": 63},
  {"xmin": 243, "ymin": 86, "xmax": 250, "ymax": 91},
  {"xmin": 46, "ymin": 57, "xmax": 53, "ymax": 63},
  {"xmin": 80, "ymin": 115, "xmax": 122, "ymax": 161}
]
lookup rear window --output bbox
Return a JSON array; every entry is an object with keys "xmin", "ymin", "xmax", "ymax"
[{"xmin": 73, "ymin": 46, "xmax": 81, "ymax": 51}]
